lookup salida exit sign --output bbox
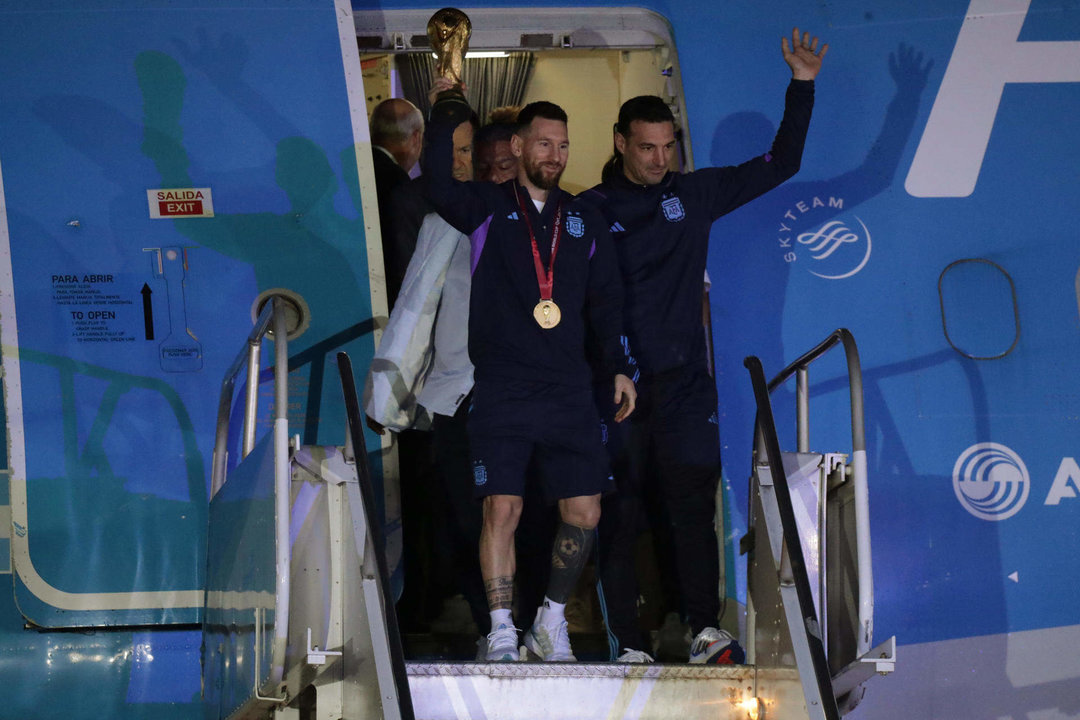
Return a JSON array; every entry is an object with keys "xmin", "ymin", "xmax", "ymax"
[{"xmin": 147, "ymin": 188, "xmax": 215, "ymax": 219}]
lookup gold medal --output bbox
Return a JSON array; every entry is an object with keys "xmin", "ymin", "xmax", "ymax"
[
  {"xmin": 517, "ymin": 184, "xmax": 564, "ymax": 331},
  {"xmin": 533, "ymin": 299, "xmax": 561, "ymax": 329}
]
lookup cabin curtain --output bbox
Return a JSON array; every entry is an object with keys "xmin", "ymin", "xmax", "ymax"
[{"xmin": 398, "ymin": 52, "xmax": 535, "ymax": 123}]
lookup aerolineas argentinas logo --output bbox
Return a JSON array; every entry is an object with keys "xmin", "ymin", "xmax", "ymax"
[
  {"xmin": 952, "ymin": 443, "xmax": 1030, "ymax": 521},
  {"xmin": 777, "ymin": 196, "xmax": 872, "ymax": 279}
]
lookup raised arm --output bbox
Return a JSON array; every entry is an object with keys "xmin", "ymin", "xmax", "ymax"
[
  {"xmin": 695, "ymin": 28, "xmax": 828, "ymax": 220},
  {"xmin": 782, "ymin": 26, "xmax": 828, "ymax": 81},
  {"xmin": 423, "ymin": 94, "xmax": 491, "ymax": 235}
]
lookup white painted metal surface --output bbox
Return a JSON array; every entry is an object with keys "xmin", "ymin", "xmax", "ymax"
[{"xmin": 405, "ymin": 662, "xmax": 766, "ymax": 720}]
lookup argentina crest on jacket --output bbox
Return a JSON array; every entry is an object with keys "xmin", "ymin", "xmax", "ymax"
[
  {"xmin": 565, "ymin": 213, "xmax": 585, "ymax": 238},
  {"xmin": 661, "ymin": 194, "xmax": 685, "ymax": 222}
]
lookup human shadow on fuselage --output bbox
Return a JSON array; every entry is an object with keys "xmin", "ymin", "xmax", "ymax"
[
  {"xmin": 708, "ymin": 43, "xmax": 1027, "ymax": 717},
  {"xmin": 701, "ymin": 42, "xmax": 992, "ymax": 666},
  {"xmin": 707, "ymin": 42, "xmax": 932, "ymax": 488}
]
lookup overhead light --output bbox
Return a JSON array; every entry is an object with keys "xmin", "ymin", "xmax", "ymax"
[{"xmin": 430, "ymin": 51, "xmax": 509, "ymax": 59}]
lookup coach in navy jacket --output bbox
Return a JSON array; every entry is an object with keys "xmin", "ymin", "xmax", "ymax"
[{"xmin": 582, "ymin": 28, "xmax": 828, "ymax": 664}]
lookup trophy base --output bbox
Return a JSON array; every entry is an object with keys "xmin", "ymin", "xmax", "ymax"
[{"xmin": 434, "ymin": 87, "xmax": 469, "ymax": 105}]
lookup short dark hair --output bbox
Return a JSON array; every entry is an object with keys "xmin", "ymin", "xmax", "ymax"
[
  {"xmin": 601, "ymin": 96, "xmax": 677, "ymax": 182},
  {"xmin": 475, "ymin": 121, "xmax": 515, "ymax": 148},
  {"xmin": 515, "ymin": 101, "xmax": 568, "ymax": 131},
  {"xmin": 487, "ymin": 105, "xmax": 521, "ymax": 125},
  {"xmin": 615, "ymin": 95, "xmax": 675, "ymax": 136},
  {"xmin": 465, "ymin": 110, "xmax": 481, "ymax": 132}
]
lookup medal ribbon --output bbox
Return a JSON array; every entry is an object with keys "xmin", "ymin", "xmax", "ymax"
[{"xmin": 516, "ymin": 184, "xmax": 562, "ymax": 301}]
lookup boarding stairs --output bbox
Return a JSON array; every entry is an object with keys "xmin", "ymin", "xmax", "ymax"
[{"xmin": 200, "ymin": 299, "xmax": 894, "ymax": 720}]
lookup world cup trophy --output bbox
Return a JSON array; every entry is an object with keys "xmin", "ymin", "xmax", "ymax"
[{"xmin": 427, "ymin": 7, "xmax": 472, "ymax": 103}]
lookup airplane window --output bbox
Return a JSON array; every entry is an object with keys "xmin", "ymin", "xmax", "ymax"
[{"xmin": 938, "ymin": 258, "xmax": 1020, "ymax": 360}]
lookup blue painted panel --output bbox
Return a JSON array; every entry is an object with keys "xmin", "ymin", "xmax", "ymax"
[
  {"xmin": 698, "ymin": 0, "xmax": 1080, "ymax": 648},
  {"xmin": 203, "ymin": 433, "xmax": 277, "ymax": 720},
  {"xmin": 0, "ymin": 2, "xmax": 379, "ymax": 628},
  {"xmin": 0, "ymin": 587, "xmax": 200, "ymax": 718}
]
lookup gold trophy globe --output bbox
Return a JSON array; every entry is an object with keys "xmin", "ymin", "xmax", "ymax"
[{"xmin": 427, "ymin": 8, "xmax": 472, "ymax": 101}]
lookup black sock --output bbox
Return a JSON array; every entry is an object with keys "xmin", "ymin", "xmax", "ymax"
[{"xmin": 546, "ymin": 522, "xmax": 595, "ymax": 604}]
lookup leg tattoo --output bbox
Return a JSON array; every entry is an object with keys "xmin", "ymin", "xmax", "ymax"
[
  {"xmin": 546, "ymin": 523, "xmax": 595, "ymax": 604},
  {"xmin": 485, "ymin": 575, "xmax": 514, "ymax": 611}
]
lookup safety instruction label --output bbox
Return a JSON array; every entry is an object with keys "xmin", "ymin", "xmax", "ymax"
[
  {"xmin": 147, "ymin": 187, "xmax": 214, "ymax": 219},
  {"xmin": 52, "ymin": 274, "xmax": 136, "ymax": 343}
]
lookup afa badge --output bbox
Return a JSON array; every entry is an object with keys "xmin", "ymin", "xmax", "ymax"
[
  {"xmin": 661, "ymin": 196, "xmax": 685, "ymax": 222},
  {"xmin": 566, "ymin": 215, "xmax": 585, "ymax": 238},
  {"xmin": 473, "ymin": 462, "xmax": 488, "ymax": 486}
]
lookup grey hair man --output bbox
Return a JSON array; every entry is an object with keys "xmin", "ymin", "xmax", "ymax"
[{"xmin": 370, "ymin": 97, "xmax": 424, "ymax": 308}]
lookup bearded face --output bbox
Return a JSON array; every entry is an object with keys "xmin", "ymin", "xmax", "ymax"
[
  {"xmin": 513, "ymin": 117, "xmax": 568, "ymax": 192},
  {"xmin": 523, "ymin": 152, "xmax": 564, "ymax": 190}
]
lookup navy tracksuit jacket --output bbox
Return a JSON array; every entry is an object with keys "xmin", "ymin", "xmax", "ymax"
[
  {"xmin": 423, "ymin": 100, "xmax": 633, "ymax": 389},
  {"xmin": 582, "ymin": 79, "xmax": 815, "ymax": 652},
  {"xmin": 583, "ymin": 80, "xmax": 815, "ymax": 377}
]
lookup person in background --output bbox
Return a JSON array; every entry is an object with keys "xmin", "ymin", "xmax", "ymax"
[
  {"xmin": 473, "ymin": 107, "xmax": 519, "ymax": 185},
  {"xmin": 367, "ymin": 101, "xmax": 484, "ymax": 648},
  {"xmin": 370, "ymin": 97, "xmax": 424, "ymax": 309},
  {"xmin": 390, "ymin": 110, "xmax": 480, "ymax": 265}
]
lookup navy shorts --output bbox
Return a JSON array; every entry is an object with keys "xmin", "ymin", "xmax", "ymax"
[{"xmin": 468, "ymin": 379, "xmax": 613, "ymax": 503}]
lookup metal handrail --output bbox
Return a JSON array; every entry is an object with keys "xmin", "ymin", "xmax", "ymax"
[
  {"xmin": 208, "ymin": 295, "xmax": 292, "ymax": 700},
  {"xmin": 765, "ymin": 328, "xmax": 865, "ymax": 456},
  {"xmin": 757, "ymin": 327, "xmax": 873, "ymax": 658},
  {"xmin": 337, "ymin": 351, "xmax": 415, "ymax": 720},
  {"xmin": 210, "ymin": 299, "xmax": 275, "ymax": 498},
  {"xmin": 746, "ymin": 356, "xmax": 840, "ymax": 720}
]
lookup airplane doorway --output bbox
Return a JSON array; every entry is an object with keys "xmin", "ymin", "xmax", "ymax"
[
  {"xmin": 355, "ymin": 7, "xmax": 693, "ymax": 188},
  {"xmin": 351, "ymin": 7, "xmax": 707, "ymax": 662}
]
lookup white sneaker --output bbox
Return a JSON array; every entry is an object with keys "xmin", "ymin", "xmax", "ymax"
[
  {"xmin": 523, "ymin": 609, "xmax": 575, "ymax": 661},
  {"xmin": 616, "ymin": 648, "xmax": 655, "ymax": 663},
  {"xmin": 485, "ymin": 623, "xmax": 521, "ymax": 662},
  {"xmin": 688, "ymin": 627, "xmax": 745, "ymax": 665}
]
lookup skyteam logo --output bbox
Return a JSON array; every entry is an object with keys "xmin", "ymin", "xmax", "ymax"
[
  {"xmin": 661, "ymin": 195, "xmax": 685, "ymax": 222},
  {"xmin": 566, "ymin": 215, "xmax": 585, "ymax": 238},
  {"xmin": 952, "ymin": 443, "xmax": 1030, "ymax": 521},
  {"xmin": 777, "ymin": 196, "xmax": 872, "ymax": 280}
]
